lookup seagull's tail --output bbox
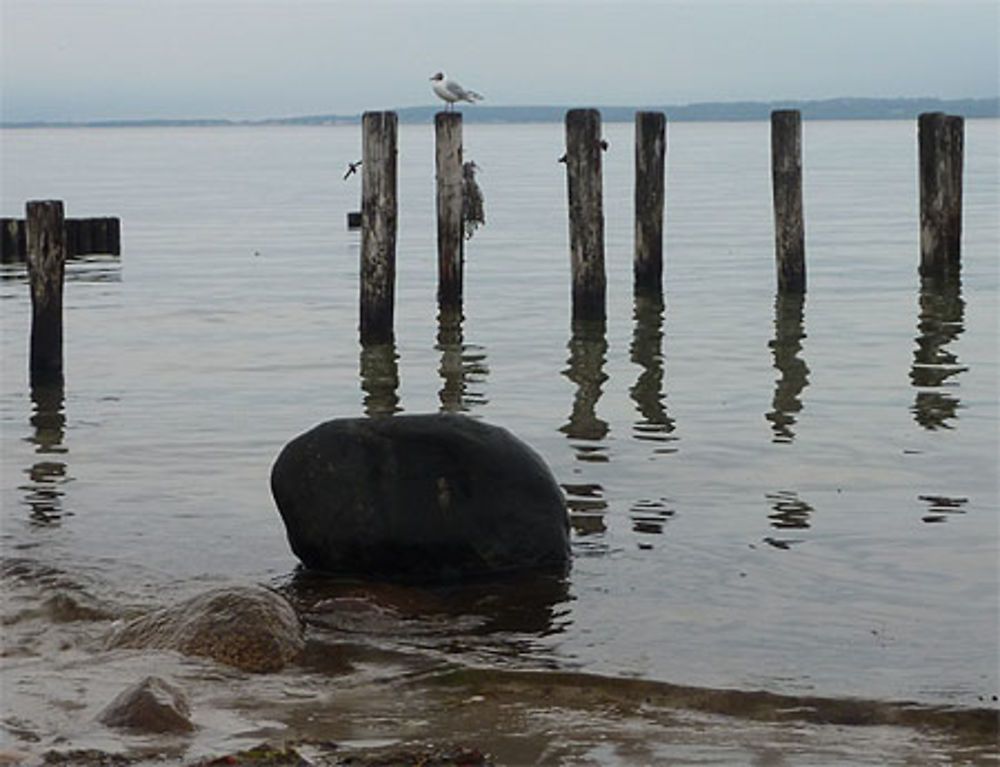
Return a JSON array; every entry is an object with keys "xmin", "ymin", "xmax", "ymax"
[{"xmin": 466, "ymin": 90, "xmax": 484, "ymax": 102}]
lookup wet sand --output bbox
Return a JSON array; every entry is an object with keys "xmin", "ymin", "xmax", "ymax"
[{"xmin": 13, "ymin": 656, "xmax": 999, "ymax": 766}]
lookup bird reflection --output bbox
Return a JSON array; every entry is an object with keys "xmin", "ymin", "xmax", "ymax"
[
  {"xmin": 910, "ymin": 274, "xmax": 966, "ymax": 430},
  {"xmin": 560, "ymin": 319, "xmax": 609, "ymax": 461},
  {"xmin": 766, "ymin": 292, "xmax": 810, "ymax": 443},
  {"xmin": 763, "ymin": 490, "xmax": 813, "ymax": 549},
  {"xmin": 435, "ymin": 307, "xmax": 489, "ymax": 413},
  {"xmin": 766, "ymin": 489, "xmax": 813, "ymax": 529},
  {"xmin": 919, "ymin": 494, "xmax": 968, "ymax": 524},
  {"xmin": 359, "ymin": 340, "xmax": 400, "ymax": 417},
  {"xmin": 24, "ymin": 381, "xmax": 69, "ymax": 524},
  {"xmin": 630, "ymin": 295, "xmax": 677, "ymax": 450}
]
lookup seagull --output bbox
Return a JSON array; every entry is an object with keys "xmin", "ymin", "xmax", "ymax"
[{"xmin": 430, "ymin": 72, "xmax": 483, "ymax": 111}]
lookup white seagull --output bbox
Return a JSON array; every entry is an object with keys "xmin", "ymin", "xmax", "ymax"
[{"xmin": 430, "ymin": 72, "xmax": 484, "ymax": 111}]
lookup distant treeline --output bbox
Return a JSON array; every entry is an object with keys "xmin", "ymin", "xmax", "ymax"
[{"xmin": 4, "ymin": 97, "xmax": 997, "ymax": 129}]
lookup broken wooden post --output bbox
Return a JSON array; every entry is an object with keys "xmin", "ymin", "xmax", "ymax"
[
  {"xmin": 918, "ymin": 112, "xmax": 963, "ymax": 278},
  {"xmin": 565, "ymin": 109, "xmax": 606, "ymax": 322},
  {"xmin": 359, "ymin": 111, "xmax": 398, "ymax": 344},
  {"xmin": 771, "ymin": 110, "xmax": 806, "ymax": 293},
  {"xmin": 26, "ymin": 200, "xmax": 66, "ymax": 385},
  {"xmin": 435, "ymin": 112, "xmax": 464, "ymax": 309},
  {"xmin": 634, "ymin": 111, "xmax": 666, "ymax": 300}
]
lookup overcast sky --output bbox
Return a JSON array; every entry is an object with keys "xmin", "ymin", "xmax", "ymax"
[{"xmin": 1, "ymin": 0, "xmax": 997, "ymax": 122}]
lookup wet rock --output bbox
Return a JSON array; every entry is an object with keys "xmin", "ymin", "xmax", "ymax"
[
  {"xmin": 106, "ymin": 586, "xmax": 304, "ymax": 672},
  {"xmin": 0, "ymin": 750, "xmax": 36, "ymax": 766},
  {"xmin": 270, "ymin": 414, "xmax": 570, "ymax": 581},
  {"xmin": 188, "ymin": 741, "xmax": 495, "ymax": 767},
  {"xmin": 43, "ymin": 591, "xmax": 115, "ymax": 622},
  {"xmin": 98, "ymin": 676, "xmax": 194, "ymax": 733},
  {"xmin": 40, "ymin": 749, "xmax": 135, "ymax": 766}
]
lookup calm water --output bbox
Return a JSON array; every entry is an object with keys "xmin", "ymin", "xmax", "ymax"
[{"xmin": 1, "ymin": 120, "xmax": 998, "ymax": 762}]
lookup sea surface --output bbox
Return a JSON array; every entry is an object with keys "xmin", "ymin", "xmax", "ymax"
[{"xmin": 1, "ymin": 119, "xmax": 998, "ymax": 765}]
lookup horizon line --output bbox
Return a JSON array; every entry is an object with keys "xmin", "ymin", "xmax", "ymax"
[{"xmin": 3, "ymin": 95, "xmax": 998, "ymax": 129}]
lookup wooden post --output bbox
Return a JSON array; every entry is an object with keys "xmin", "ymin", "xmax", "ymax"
[
  {"xmin": 107, "ymin": 216, "xmax": 121, "ymax": 255},
  {"xmin": 77, "ymin": 217, "xmax": 93, "ymax": 256},
  {"xmin": 919, "ymin": 112, "xmax": 963, "ymax": 278},
  {"xmin": 1, "ymin": 218, "xmax": 25, "ymax": 263},
  {"xmin": 565, "ymin": 109, "xmax": 606, "ymax": 322},
  {"xmin": 64, "ymin": 219, "xmax": 79, "ymax": 260},
  {"xmin": 771, "ymin": 110, "xmax": 805, "ymax": 293},
  {"xmin": 26, "ymin": 200, "xmax": 66, "ymax": 385},
  {"xmin": 87, "ymin": 217, "xmax": 108, "ymax": 254},
  {"xmin": 634, "ymin": 111, "xmax": 666, "ymax": 299},
  {"xmin": 360, "ymin": 111, "xmax": 398, "ymax": 344},
  {"xmin": 435, "ymin": 112, "xmax": 464, "ymax": 309}
]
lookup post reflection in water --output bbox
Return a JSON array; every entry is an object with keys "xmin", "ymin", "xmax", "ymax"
[
  {"xmin": 435, "ymin": 307, "xmax": 489, "ymax": 413},
  {"xmin": 560, "ymin": 319, "xmax": 609, "ymax": 545},
  {"xmin": 562, "ymin": 481, "xmax": 608, "ymax": 539},
  {"xmin": 23, "ymin": 382, "xmax": 70, "ymax": 524},
  {"xmin": 629, "ymin": 498, "xmax": 675, "ymax": 542},
  {"xmin": 629, "ymin": 295, "xmax": 677, "ymax": 451},
  {"xmin": 766, "ymin": 292, "xmax": 810, "ymax": 443},
  {"xmin": 910, "ymin": 275, "xmax": 967, "ymax": 430},
  {"xmin": 560, "ymin": 318, "xmax": 609, "ymax": 462},
  {"xmin": 359, "ymin": 340, "xmax": 400, "ymax": 417}
]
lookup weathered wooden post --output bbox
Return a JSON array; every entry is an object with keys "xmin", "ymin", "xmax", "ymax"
[
  {"xmin": 565, "ymin": 109, "xmax": 606, "ymax": 322},
  {"xmin": 360, "ymin": 111, "xmax": 398, "ymax": 344},
  {"xmin": 918, "ymin": 112, "xmax": 963, "ymax": 278},
  {"xmin": 26, "ymin": 200, "xmax": 66, "ymax": 385},
  {"xmin": 771, "ymin": 110, "xmax": 805, "ymax": 293},
  {"xmin": 1, "ymin": 218, "xmax": 25, "ymax": 263},
  {"xmin": 435, "ymin": 112, "xmax": 464, "ymax": 309},
  {"xmin": 634, "ymin": 111, "xmax": 666, "ymax": 299}
]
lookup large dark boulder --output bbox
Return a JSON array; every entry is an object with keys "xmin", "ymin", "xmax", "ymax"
[{"xmin": 270, "ymin": 414, "xmax": 570, "ymax": 581}]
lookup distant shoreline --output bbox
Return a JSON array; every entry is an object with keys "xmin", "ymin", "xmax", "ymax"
[{"xmin": 3, "ymin": 96, "xmax": 997, "ymax": 129}]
